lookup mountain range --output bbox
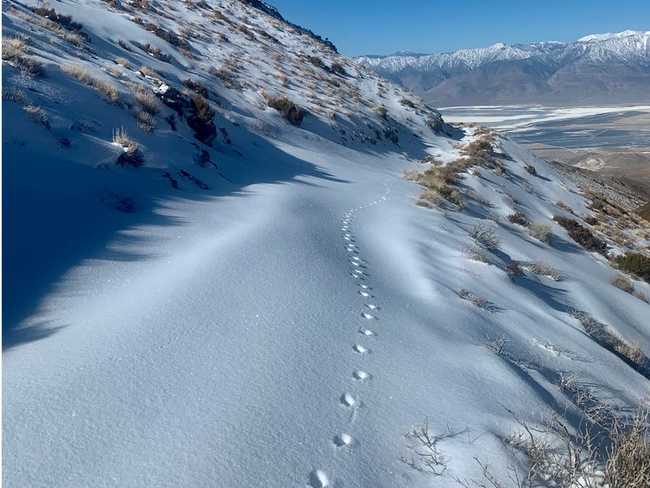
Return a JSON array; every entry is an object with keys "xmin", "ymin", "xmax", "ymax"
[{"xmin": 356, "ymin": 30, "xmax": 650, "ymax": 106}]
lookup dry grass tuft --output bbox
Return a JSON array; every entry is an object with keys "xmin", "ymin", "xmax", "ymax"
[
  {"xmin": 132, "ymin": 86, "xmax": 160, "ymax": 114},
  {"xmin": 611, "ymin": 274, "xmax": 634, "ymax": 293},
  {"xmin": 528, "ymin": 223, "xmax": 552, "ymax": 243},
  {"xmin": 62, "ymin": 64, "xmax": 119, "ymax": 102}
]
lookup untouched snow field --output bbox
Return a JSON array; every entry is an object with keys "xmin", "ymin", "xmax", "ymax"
[{"xmin": 3, "ymin": 1, "xmax": 650, "ymax": 487}]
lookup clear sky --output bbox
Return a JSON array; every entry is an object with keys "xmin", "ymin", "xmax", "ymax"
[{"xmin": 269, "ymin": 0, "xmax": 650, "ymax": 56}]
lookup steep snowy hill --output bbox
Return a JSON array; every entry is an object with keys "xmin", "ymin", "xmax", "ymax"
[
  {"xmin": 357, "ymin": 30, "xmax": 650, "ymax": 105},
  {"xmin": 3, "ymin": 2, "xmax": 650, "ymax": 488}
]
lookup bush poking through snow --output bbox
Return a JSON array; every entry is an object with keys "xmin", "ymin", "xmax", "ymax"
[
  {"xmin": 521, "ymin": 261, "xmax": 562, "ymax": 281},
  {"xmin": 470, "ymin": 223, "xmax": 499, "ymax": 249},
  {"xmin": 112, "ymin": 128, "xmax": 144, "ymax": 167},
  {"xmin": 615, "ymin": 253, "xmax": 650, "ymax": 282},
  {"xmin": 458, "ymin": 289, "xmax": 495, "ymax": 311},
  {"xmin": 62, "ymin": 64, "xmax": 119, "ymax": 102},
  {"xmin": 400, "ymin": 98, "xmax": 416, "ymax": 109},
  {"xmin": 133, "ymin": 86, "xmax": 160, "ymax": 115},
  {"xmin": 464, "ymin": 244, "xmax": 490, "ymax": 264},
  {"xmin": 524, "ymin": 164, "xmax": 538, "ymax": 176},
  {"xmin": 136, "ymin": 111, "xmax": 155, "ymax": 133},
  {"xmin": 554, "ymin": 216, "xmax": 607, "ymax": 255},
  {"xmin": 187, "ymin": 94, "xmax": 217, "ymax": 145},
  {"xmin": 406, "ymin": 163, "xmax": 469, "ymax": 209},
  {"xmin": 23, "ymin": 105, "xmax": 50, "ymax": 129},
  {"xmin": 528, "ymin": 223, "xmax": 552, "ymax": 243},
  {"xmin": 610, "ymin": 274, "xmax": 634, "ymax": 294},
  {"xmin": 400, "ymin": 419, "xmax": 463, "ymax": 476},
  {"xmin": 265, "ymin": 95, "xmax": 305, "ymax": 126},
  {"xmin": 2, "ymin": 37, "xmax": 43, "ymax": 78},
  {"xmin": 507, "ymin": 211, "xmax": 529, "ymax": 226},
  {"xmin": 2, "ymin": 37, "xmax": 26, "ymax": 61},
  {"xmin": 571, "ymin": 310, "xmax": 650, "ymax": 378}
]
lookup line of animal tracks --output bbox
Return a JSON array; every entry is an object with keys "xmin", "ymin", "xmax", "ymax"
[{"xmin": 309, "ymin": 185, "xmax": 391, "ymax": 488}]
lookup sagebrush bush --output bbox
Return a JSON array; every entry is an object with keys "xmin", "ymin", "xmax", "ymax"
[
  {"xmin": 507, "ymin": 211, "xmax": 529, "ymax": 226},
  {"xmin": 23, "ymin": 105, "xmax": 50, "ymax": 128},
  {"xmin": 554, "ymin": 216, "xmax": 607, "ymax": 254},
  {"xmin": 2, "ymin": 37, "xmax": 26, "ymax": 60},
  {"xmin": 112, "ymin": 128, "xmax": 144, "ymax": 167},
  {"xmin": 62, "ymin": 64, "xmax": 119, "ymax": 102},
  {"xmin": 470, "ymin": 223, "xmax": 499, "ymax": 249},
  {"xmin": 611, "ymin": 274, "xmax": 634, "ymax": 293},
  {"xmin": 529, "ymin": 223, "xmax": 552, "ymax": 243},
  {"xmin": 133, "ymin": 86, "xmax": 159, "ymax": 114},
  {"xmin": 266, "ymin": 95, "xmax": 304, "ymax": 126},
  {"xmin": 616, "ymin": 253, "xmax": 650, "ymax": 282}
]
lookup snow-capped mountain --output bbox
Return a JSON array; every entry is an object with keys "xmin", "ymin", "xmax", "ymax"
[
  {"xmin": 4, "ymin": 3, "xmax": 650, "ymax": 488},
  {"xmin": 357, "ymin": 30, "xmax": 650, "ymax": 105}
]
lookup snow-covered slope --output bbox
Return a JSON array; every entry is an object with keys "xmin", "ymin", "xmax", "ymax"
[
  {"xmin": 356, "ymin": 30, "xmax": 650, "ymax": 105},
  {"xmin": 3, "ymin": 3, "xmax": 650, "ymax": 488}
]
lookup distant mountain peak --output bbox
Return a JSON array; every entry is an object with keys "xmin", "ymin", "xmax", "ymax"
[{"xmin": 355, "ymin": 29, "xmax": 650, "ymax": 106}]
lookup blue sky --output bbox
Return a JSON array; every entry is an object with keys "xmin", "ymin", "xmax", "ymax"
[{"xmin": 269, "ymin": 0, "xmax": 650, "ymax": 56}]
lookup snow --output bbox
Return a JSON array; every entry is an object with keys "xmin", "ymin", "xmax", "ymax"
[{"xmin": 3, "ymin": 1, "xmax": 650, "ymax": 488}]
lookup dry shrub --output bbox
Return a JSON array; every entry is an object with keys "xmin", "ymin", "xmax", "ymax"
[
  {"xmin": 470, "ymin": 223, "xmax": 499, "ymax": 249},
  {"xmin": 115, "ymin": 57, "xmax": 129, "ymax": 67},
  {"xmin": 528, "ymin": 223, "xmax": 552, "ymax": 243},
  {"xmin": 610, "ymin": 274, "xmax": 634, "ymax": 294},
  {"xmin": 113, "ymin": 128, "xmax": 144, "ymax": 167},
  {"xmin": 2, "ymin": 37, "xmax": 26, "ymax": 60},
  {"xmin": 408, "ymin": 163, "xmax": 468, "ymax": 208},
  {"xmin": 615, "ymin": 253, "xmax": 650, "ymax": 282},
  {"xmin": 605, "ymin": 409, "xmax": 650, "ymax": 488},
  {"xmin": 464, "ymin": 244, "xmax": 490, "ymax": 263},
  {"xmin": 138, "ymin": 65, "xmax": 158, "ymax": 78},
  {"xmin": 458, "ymin": 289, "xmax": 495, "ymax": 311},
  {"xmin": 62, "ymin": 64, "xmax": 119, "ymax": 102},
  {"xmin": 132, "ymin": 86, "xmax": 159, "ymax": 114},
  {"xmin": 62, "ymin": 63, "xmax": 93, "ymax": 83},
  {"xmin": 461, "ymin": 136, "xmax": 502, "ymax": 170},
  {"xmin": 265, "ymin": 95, "xmax": 304, "ymax": 126},
  {"xmin": 507, "ymin": 211, "xmax": 529, "ymax": 226},
  {"xmin": 94, "ymin": 78, "xmax": 119, "ymax": 102},
  {"xmin": 571, "ymin": 310, "xmax": 650, "ymax": 377},
  {"xmin": 136, "ymin": 111, "xmax": 155, "ymax": 133},
  {"xmin": 3, "ymin": 87, "xmax": 26, "ymax": 103},
  {"xmin": 554, "ymin": 216, "xmax": 607, "ymax": 254},
  {"xmin": 23, "ymin": 105, "xmax": 50, "ymax": 128},
  {"xmin": 522, "ymin": 261, "xmax": 562, "ymax": 281}
]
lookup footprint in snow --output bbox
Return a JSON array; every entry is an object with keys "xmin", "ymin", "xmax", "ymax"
[
  {"xmin": 361, "ymin": 312, "xmax": 376, "ymax": 320},
  {"xmin": 359, "ymin": 284, "xmax": 370, "ymax": 290},
  {"xmin": 353, "ymin": 370, "xmax": 371, "ymax": 382},
  {"xmin": 308, "ymin": 470, "xmax": 329, "ymax": 488},
  {"xmin": 353, "ymin": 344, "xmax": 370, "ymax": 354},
  {"xmin": 333, "ymin": 433, "xmax": 355, "ymax": 448},
  {"xmin": 340, "ymin": 392, "xmax": 358, "ymax": 407},
  {"xmin": 358, "ymin": 290, "xmax": 371, "ymax": 298},
  {"xmin": 358, "ymin": 327, "xmax": 376, "ymax": 337},
  {"xmin": 365, "ymin": 304, "xmax": 379, "ymax": 311}
]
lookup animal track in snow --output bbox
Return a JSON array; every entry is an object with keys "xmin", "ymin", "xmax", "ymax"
[
  {"xmin": 333, "ymin": 433, "xmax": 354, "ymax": 448},
  {"xmin": 353, "ymin": 344, "xmax": 370, "ymax": 354},
  {"xmin": 353, "ymin": 370, "xmax": 371, "ymax": 382},
  {"xmin": 358, "ymin": 327, "xmax": 376, "ymax": 337},
  {"xmin": 358, "ymin": 290, "xmax": 371, "ymax": 298},
  {"xmin": 340, "ymin": 392, "xmax": 357, "ymax": 407},
  {"xmin": 364, "ymin": 304, "xmax": 379, "ymax": 311},
  {"xmin": 308, "ymin": 469, "xmax": 329, "ymax": 488},
  {"xmin": 360, "ymin": 312, "xmax": 376, "ymax": 320}
]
